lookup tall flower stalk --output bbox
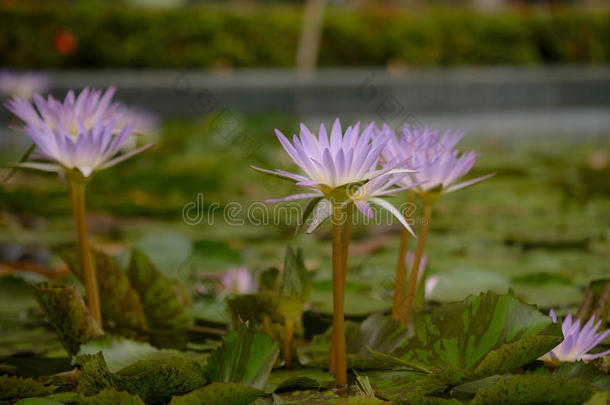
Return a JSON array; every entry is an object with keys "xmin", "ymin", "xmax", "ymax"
[
  {"xmin": 68, "ymin": 176, "xmax": 101, "ymax": 323},
  {"xmin": 381, "ymin": 125, "xmax": 494, "ymax": 324},
  {"xmin": 4, "ymin": 87, "xmax": 153, "ymax": 326},
  {"xmin": 253, "ymin": 119, "xmax": 415, "ymax": 391},
  {"xmin": 392, "ymin": 190, "xmax": 413, "ymax": 320}
]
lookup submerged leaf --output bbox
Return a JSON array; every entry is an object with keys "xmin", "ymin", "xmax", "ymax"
[
  {"xmin": 469, "ymin": 374, "xmax": 598, "ymax": 405},
  {"xmin": 78, "ymin": 352, "xmax": 206, "ymax": 403},
  {"xmin": 265, "ymin": 369, "xmax": 334, "ymax": 393},
  {"xmin": 381, "ymin": 292, "xmax": 561, "ymax": 378},
  {"xmin": 62, "ymin": 249, "xmax": 148, "ymax": 339},
  {"xmin": 226, "ymin": 293, "xmax": 281, "ymax": 329},
  {"xmin": 553, "ymin": 362, "xmax": 610, "ymax": 391},
  {"xmin": 168, "ymin": 382, "xmax": 262, "ymax": 405},
  {"xmin": 127, "ymin": 249, "xmax": 190, "ymax": 349},
  {"xmin": 31, "ymin": 283, "xmax": 104, "ymax": 356},
  {"xmin": 205, "ymin": 321, "xmax": 279, "ymax": 390},
  {"xmin": 298, "ymin": 313, "xmax": 408, "ymax": 370},
  {"xmin": 0, "ymin": 375, "xmax": 53, "ymax": 401}
]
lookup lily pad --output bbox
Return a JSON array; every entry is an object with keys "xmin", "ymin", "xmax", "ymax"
[
  {"xmin": 205, "ymin": 321, "xmax": 279, "ymax": 390},
  {"xmin": 377, "ymin": 292, "xmax": 561, "ymax": 378},
  {"xmin": 31, "ymin": 283, "xmax": 104, "ymax": 356},
  {"xmin": 0, "ymin": 375, "xmax": 53, "ymax": 401},
  {"xmin": 77, "ymin": 388, "xmax": 146, "ymax": 405},
  {"xmin": 265, "ymin": 369, "xmax": 334, "ymax": 392},
  {"xmin": 469, "ymin": 374, "xmax": 598, "ymax": 405},
  {"xmin": 168, "ymin": 382, "xmax": 262, "ymax": 405}
]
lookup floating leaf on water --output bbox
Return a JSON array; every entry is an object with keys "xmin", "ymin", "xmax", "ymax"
[
  {"xmin": 0, "ymin": 375, "xmax": 53, "ymax": 401},
  {"xmin": 265, "ymin": 369, "xmax": 334, "ymax": 393},
  {"xmin": 469, "ymin": 374, "xmax": 598, "ymax": 405},
  {"xmin": 77, "ymin": 388, "xmax": 145, "ymax": 405},
  {"xmin": 168, "ymin": 382, "xmax": 262, "ymax": 405},
  {"xmin": 376, "ymin": 292, "xmax": 561, "ymax": 379}
]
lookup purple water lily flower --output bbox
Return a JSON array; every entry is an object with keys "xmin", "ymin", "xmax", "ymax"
[
  {"xmin": 381, "ymin": 125, "xmax": 493, "ymax": 201},
  {"xmin": 540, "ymin": 310, "xmax": 610, "ymax": 364},
  {"xmin": 253, "ymin": 119, "xmax": 414, "ymax": 233},
  {"xmin": 6, "ymin": 87, "xmax": 119, "ymax": 134},
  {"xmin": 4, "ymin": 87, "xmax": 153, "ymax": 177},
  {"xmin": 220, "ymin": 267, "xmax": 255, "ymax": 294},
  {"xmin": 0, "ymin": 71, "xmax": 50, "ymax": 100}
]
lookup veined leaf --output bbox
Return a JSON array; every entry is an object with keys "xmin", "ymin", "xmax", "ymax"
[
  {"xmin": 78, "ymin": 352, "xmax": 206, "ymax": 403},
  {"xmin": 382, "ymin": 292, "xmax": 561, "ymax": 378},
  {"xmin": 62, "ymin": 249, "xmax": 148, "ymax": 339},
  {"xmin": 127, "ymin": 250, "xmax": 190, "ymax": 349},
  {"xmin": 205, "ymin": 322, "xmax": 279, "ymax": 390},
  {"xmin": 469, "ymin": 374, "xmax": 598, "ymax": 405},
  {"xmin": 31, "ymin": 283, "xmax": 104, "ymax": 356}
]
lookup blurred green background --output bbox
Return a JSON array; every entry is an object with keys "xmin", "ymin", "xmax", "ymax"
[{"xmin": 0, "ymin": 0, "xmax": 609, "ymax": 350}]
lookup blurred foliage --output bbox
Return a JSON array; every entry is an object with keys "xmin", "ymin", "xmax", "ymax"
[{"xmin": 0, "ymin": 4, "xmax": 610, "ymax": 68}]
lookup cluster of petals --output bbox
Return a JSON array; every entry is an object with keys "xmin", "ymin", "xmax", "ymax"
[
  {"xmin": 4, "ymin": 87, "xmax": 153, "ymax": 178},
  {"xmin": 540, "ymin": 310, "xmax": 610, "ymax": 363},
  {"xmin": 253, "ymin": 119, "xmax": 416, "ymax": 234},
  {"xmin": 380, "ymin": 124, "xmax": 493, "ymax": 196}
]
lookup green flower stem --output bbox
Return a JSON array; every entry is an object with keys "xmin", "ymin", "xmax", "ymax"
[
  {"xmin": 392, "ymin": 191, "xmax": 414, "ymax": 321},
  {"xmin": 284, "ymin": 317, "xmax": 294, "ymax": 369},
  {"xmin": 331, "ymin": 202, "xmax": 347, "ymax": 391},
  {"xmin": 400, "ymin": 204, "xmax": 432, "ymax": 324},
  {"xmin": 330, "ymin": 203, "xmax": 353, "ymax": 374},
  {"xmin": 68, "ymin": 177, "xmax": 102, "ymax": 326}
]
